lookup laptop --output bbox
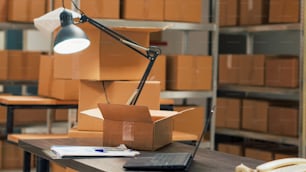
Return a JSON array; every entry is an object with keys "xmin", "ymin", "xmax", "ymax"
[{"xmin": 123, "ymin": 105, "xmax": 215, "ymax": 171}]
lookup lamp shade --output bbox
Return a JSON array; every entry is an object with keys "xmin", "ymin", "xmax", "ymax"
[{"xmin": 53, "ymin": 10, "xmax": 90, "ymax": 54}]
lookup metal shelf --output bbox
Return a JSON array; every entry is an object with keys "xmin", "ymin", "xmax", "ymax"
[
  {"xmin": 216, "ymin": 128, "xmax": 299, "ymax": 146},
  {"xmin": 218, "ymin": 85, "xmax": 299, "ymax": 101},
  {"xmin": 160, "ymin": 91, "xmax": 213, "ymax": 99},
  {"xmin": 95, "ymin": 19, "xmax": 217, "ymax": 31},
  {"xmin": 219, "ymin": 23, "xmax": 301, "ymax": 34},
  {"xmin": 0, "ymin": 22, "xmax": 35, "ymax": 30}
]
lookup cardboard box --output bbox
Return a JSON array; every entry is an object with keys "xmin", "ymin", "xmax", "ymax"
[
  {"xmin": 239, "ymin": 0, "xmax": 269, "ymax": 25},
  {"xmin": 172, "ymin": 106, "xmax": 204, "ymax": 139},
  {"xmin": 78, "ymin": 80, "xmax": 160, "ymax": 131},
  {"xmin": 148, "ymin": 54, "xmax": 166, "ymax": 90},
  {"xmin": 268, "ymin": 106, "xmax": 298, "ymax": 137},
  {"xmin": 216, "ymin": 97, "xmax": 241, "ymax": 129},
  {"xmin": 218, "ymin": 143, "xmax": 243, "ymax": 156},
  {"xmin": 52, "ymin": 0, "xmax": 119, "ymax": 19},
  {"xmin": 68, "ymin": 127, "xmax": 103, "ymax": 140},
  {"xmin": 0, "ymin": 50, "xmax": 8, "ymax": 80},
  {"xmin": 98, "ymin": 103, "xmax": 178, "ymax": 150},
  {"xmin": 242, "ymin": 99, "xmax": 269, "ymax": 132},
  {"xmin": 265, "ymin": 57, "xmax": 299, "ymax": 88},
  {"xmin": 238, "ymin": 54, "xmax": 265, "ymax": 86},
  {"xmin": 54, "ymin": 24, "xmax": 158, "ymax": 81},
  {"xmin": 269, "ymin": 0, "xmax": 299, "ymax": 23},
  {"xmin": 219, "ymin": 0, "xmax": 238, "ymax": 26},
  {"xmin": 6, "ymin": 50, "xmax": 40, "ymax": 81},
  {"xmin": 164, "ymin": 0, "xmax": 202, "ymax": 23},
  {"xmin": 166, "ymin": 55, "xmax": 212, "ymax": 90},
  {"xmin": 122, "ymin": 0, "xmax": 164, "ymax": 21},
  {"xmin": 244, "ymin": 147, "xmax": 273, "ymax": 161},
  {"xmin": 8, "ymin": 0, "xmax": 47, "ymax": 23},
  {"xmin": 38, "ymin": 55, "xmax": 79, "ymax": 100},
  {"xmin": 0, "ymin": 0, "xmax": 8, "ymax": 22},
  {"xmin": 218, "ymin": 54, "xmax": 240, "ymax": 84}
]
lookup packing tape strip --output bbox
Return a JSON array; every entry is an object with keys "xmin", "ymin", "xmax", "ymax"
[{"xmin": 122, "ymin": 121, "xmax": 134, "ymax": 141}]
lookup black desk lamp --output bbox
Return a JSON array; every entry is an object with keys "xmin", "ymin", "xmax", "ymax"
[{"xmin": 53, "ymin": 10, "xmax": 161, "ymax": 106}]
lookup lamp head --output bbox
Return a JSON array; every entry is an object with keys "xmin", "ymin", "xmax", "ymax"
[{"xmin": 53, "ymin": 10, "xmax": 90, "ymax": 54}]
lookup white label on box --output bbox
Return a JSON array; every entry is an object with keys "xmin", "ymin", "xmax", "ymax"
[{"xmin": 123, "ymin": 121, "xmax": 134, "ymax": 141}]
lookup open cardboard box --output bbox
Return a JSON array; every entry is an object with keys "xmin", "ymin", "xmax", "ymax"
[{"xmin": 81, "ymin": 103, "xmax": 184, "ymax": 151}]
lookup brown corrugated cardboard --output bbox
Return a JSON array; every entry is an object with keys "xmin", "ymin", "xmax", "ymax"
[
  {"xmin": 38, "ymin": 55, "xmax": 79, "ymax": 100},
  {"xmin": 166, "ymin": 55, "xmax": 212, "ymax": 90},
  {"xmin": 122, "ymin": 0, "xmax": 164, "ymax": 21},
  {"xmin": 98, "ymin": 103, "xmax": 178, "ymax": 151},
  {"xmin": 239, "ymin": 0, "xmax": 269, "ymax": 25},
  {"xmin": 8, "ymin": 0, "xmax": 47, "ymax": 23},
  {"xmin": 0, "ymin": 0, "xmax": 8, "ymax": 22},
  {"xmin": 53, "ymin": 25, "xmax": 158, "ymax": 81},
  {"xmin": 7, "ymin": 51, "xmax": 40, "ymax": 81},
  {"xmin": 219, "ymin": 0, "xmax": 238, "ymax": 26},
  {"xmin": 265, "ymin": 57, "xmax": 299, "ymax": 88},
  {"xmin": 242, "ymin": 99, "xmax": 269, "ymax": 132},
  {"xmin": 173, "ymin": 106, "xmax": 204, "ymax": 139},
  {"xmin": 0, "ymin": 50, "xmax": 8, "ymax": 80},
  {"xmin": 218, "ymin": 143, "xmax": 243, "ymax": 156},
  {"xmin": 148, "ymin": 54, "xmax": 166, "ymax": 90},
  {"xmin": 78, "ymin": 80, "xmax": 160, "ymax": 131},
  {"xmin": 268, "ymin": 106, "xmax": 298, "ymax": 137},
  {"xmin": 238, "ymin": 54, "xmax": 265, "ymax": 86},
  {"xmin": 244, "ymin": 147, "xmax": 273, "ymax": 161},
  {"xmin": 68, "ymin": 127, "xmax": 103, "ymax": 140},
  {"xmin": 269, "ymin": 0, "xmax": 299, "ymax": 23},
  {"xmin": 218, "ymin": 54, "xmax": 240, "ymax": 84},
  {"xmin": 216, "ymin": 97, "xmax": 241, "ymax": 129},
  {"xmin": 164, "ymin": 0, "xmax": 202, "ymax": 23}
]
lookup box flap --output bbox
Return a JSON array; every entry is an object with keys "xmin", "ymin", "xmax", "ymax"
[{"xmin": 98, "ymin": 103, "xmax": 153, "ymax": 123}]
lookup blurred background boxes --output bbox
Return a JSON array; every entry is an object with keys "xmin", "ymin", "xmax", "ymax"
[
  {"xmin": 8, "ymin": 0, "xmax": 47, "ymax": 23},
  {"xmin": 164, "ymin": 0, "xmax": 202, "ymax": 23},
  {"xmin": 239, "ymin": 0, "xmax": 269, "ymax": 25},
  {"xmin": 148, "ymin": 54, "xmax": 166, "ymax": 90},
  {"xmin": 166, "ymin": 55, "xmax": 212, "ymax": 90},
  {"xmin": 219, "ymin": 0, "xmax": 239, "ymax": 27},
  {"xmin": 121, "ymin": 0, "xmax": 164, "ymax": 21},
  {"xmin": 0, "ymin": 0, "xmax": 8, "ymax": 22},
  {"xmin": 216, "ymin": 97, "xmax": 241, "ymax": 129},
  {"xmin": 269, "ymin": 0, "xmax": 300, "ymax": 23},
  {"xmin": 38, "ymin": 54, "xmax": 79, "ymax": 100}
]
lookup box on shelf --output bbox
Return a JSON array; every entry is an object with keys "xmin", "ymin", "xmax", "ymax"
[
  {"xmin": 269, "ymin": 0, "xmax": 299, "ymax": 23},
  {"xmin": 98, "ymin": 103, "xmax": 178, "ymax": 151},
  {"xmin": 239, "ymin": 0, "xmax": 269, "ymax": 25},
  {"xmin": 164, "ymin": 0, "xmax": 202, "ymax": 23},
  {"xmin": 121, "ymin": 0, "xmax": 164, "ymax": 21},
  {"xmin": 0, "ymin": 140, "xmax": 35, "ymax": 170},
  {"xmin": 218, "ymin": 54, "xmax": 240, "ymax": 84},
  {"xmin": 8, "ymin": 0, "xmax": 47, "ymax": 23},
  {"xmin": 0, "ymin": 0, "xmax": 8, "ymax": 22},
  {"xmin": 0, "ymin": 50, "xmax": 41, "ymax": 81},
  {"xmin": 148, "ymin": 54, "xmax": 166, "ymax": 90},
  {"xmin": 268, "ymin": 106, "xmax": 298, "ymax": 137},
  {"xmin": 244, "ymin": 147, "xmax": 273, "ymax": 161},
  {"xmin": 38, "ymin": 55, "xmax": 79, "ymax": 100},
  {"xmin": 172, "ymin": 105, "xmax": 205, "ymax": 139},
  {"xmin": 219, "ymin": 0, "xmax": 239, "ymax": 26},
  {"xmin": 238, "ymin": 54, "xmax": 265, "ymax": 86},
  {"xmin": 166, "ymin": 55, "xmax": 212, "ymax": 90},
  {"xmin": 216, "ymin": 97, "xmax": 241, "ymax": 129},
  {"xmin": 78, "ymin": 80, "xmax": 160, "ymax": 131},
  {"xmin": 52, "ymin": 0, "xmax": 119, "ymax": 19},
  {"xmin": 218, "ymin": 142, "xmax": 243, "ymax": 156},
  {"xmin": 54, "ymin": 24, "xmax": 160, "ymax": 81},
  {"xmin": 265, "ymin": 56, "xmax": 299, "ymax": 88},
  {"xmin": 242, "ymin": 99, "xmax": 269, "ymax": 132}
]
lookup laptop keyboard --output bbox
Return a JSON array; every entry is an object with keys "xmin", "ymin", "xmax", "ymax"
[{"xmin": 149, "ymin": 153, "xmax": 191, "ymax": 166}]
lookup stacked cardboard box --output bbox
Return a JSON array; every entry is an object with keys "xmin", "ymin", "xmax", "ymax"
[
  {"xmin": 219, "ymin": 0, "xmax": 239, "ymax": 26},
  {"xmin": 269, "ymin": 0, "xmax": 300, "ymax": 23},
  {"xmin": 216, "ymin": 97, "xmax": 241, "ymax": 129},
  {"xmin": 0, "ymin": 50, "xmax": 41, "ymax": 81},
  {"xmin": 0, "ymin": 0, "xmax": 8, "ymax": 22}
]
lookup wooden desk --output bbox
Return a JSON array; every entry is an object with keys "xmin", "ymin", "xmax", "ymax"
[
  {"xmin": 0, "ymin": 95, "xmax": 78, "ymax": 137},
  {"xmin": 19, "ymin": 138, "xmax": 263, "ymax": 172}
]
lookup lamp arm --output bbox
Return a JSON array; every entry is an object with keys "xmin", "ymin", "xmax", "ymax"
[{"xmin": 79, "ymin": 14, "xmax": 161, "ymax": 105}]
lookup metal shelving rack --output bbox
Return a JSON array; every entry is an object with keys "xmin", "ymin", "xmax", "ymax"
[{"xmin": 217, "ymin": 0, "xmax": 305, "ymax": 157}]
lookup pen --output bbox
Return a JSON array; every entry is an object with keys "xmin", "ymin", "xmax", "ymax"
[{"xmin": 95, "ymin": 149, "xmax": 104, "ymax": 152}]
